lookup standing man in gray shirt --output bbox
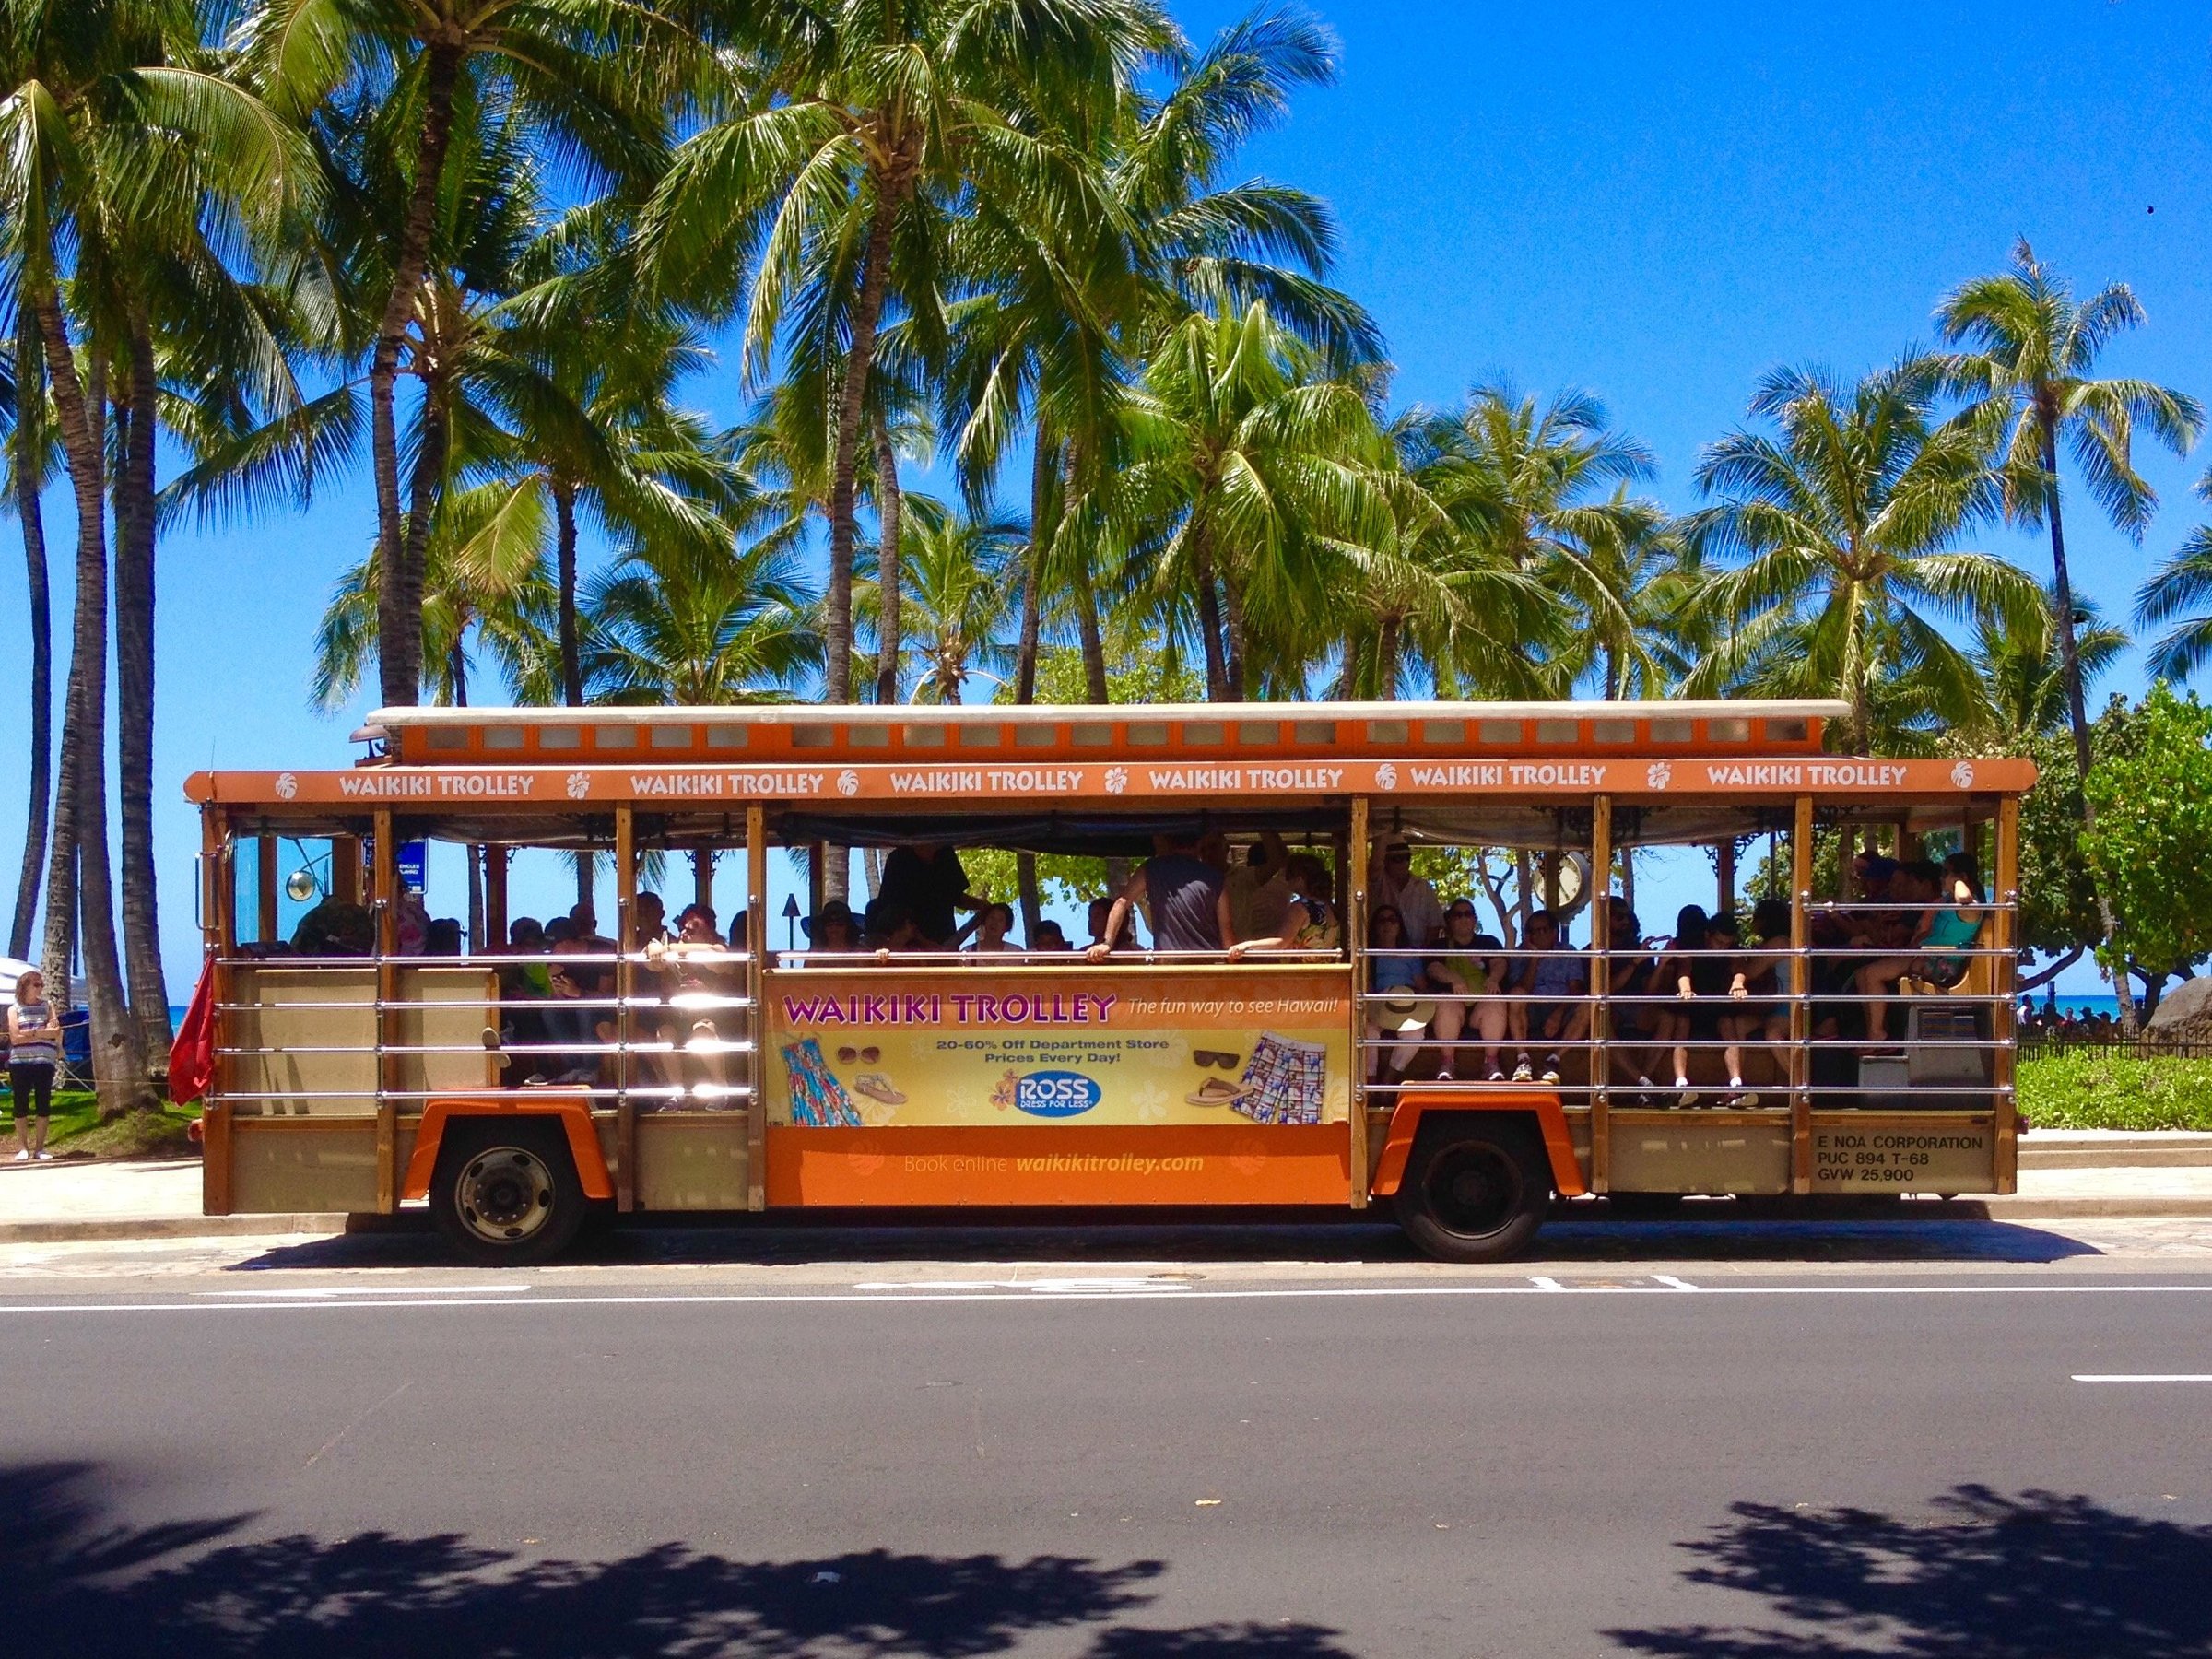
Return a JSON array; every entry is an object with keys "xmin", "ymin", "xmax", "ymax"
[{"xmin": 1087, "ymin": 830, "xmax": 1228, "ymax": 959}]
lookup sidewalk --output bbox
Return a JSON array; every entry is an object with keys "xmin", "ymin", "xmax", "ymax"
[{"xmin": 4, "ymin": 1137, "xmax": 2212, "ymax": 1241}]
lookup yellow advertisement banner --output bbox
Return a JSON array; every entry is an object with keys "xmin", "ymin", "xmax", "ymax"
[{"xmin": 765, "ymin": 967, "xmax": 1353, "ymax": 1129}]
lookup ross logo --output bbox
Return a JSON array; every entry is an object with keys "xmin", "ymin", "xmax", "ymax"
[
  {"xmin": 1104, "ymin": 765, "xmax": 1129, "ymax": 795},
  {"xmin": 1950, "ymin": 760, "xmax": 1975, "ymax": 790},
  {"xmin": 1645, "ymin": 760, "xmax": 1673, "ymax": 791},
  {"xmin": 273, "ymin": 771, "xmax": 298, "ymax": 801},
  {"xmin": 837, "ymin": 768, "xmax": 860, "ymax": 797},
  {"xmin": 565, "ymin": 771, "xmax": 591, "ymax": 800},
  {"xmin": 1010, "ymin": 1069, "xmax": 1103, "ymax": 1119},
  {"xmin": 1375, "ymin": 761, "xmax": 1398, "ymax": 791}
]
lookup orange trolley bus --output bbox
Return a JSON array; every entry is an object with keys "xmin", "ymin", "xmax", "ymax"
[{"xmin": 183, "ymin": 699, "xmax": 2033, "ymax": 1262}]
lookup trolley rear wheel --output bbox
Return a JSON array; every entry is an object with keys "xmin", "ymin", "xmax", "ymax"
[
  {"xmin": 1396, "ymin": 1119, "xmax": 1551, "ymax": 1263},
  {"xmin": 429, "ymin": 1118, "xmax": 589, "ymax": 1266}
]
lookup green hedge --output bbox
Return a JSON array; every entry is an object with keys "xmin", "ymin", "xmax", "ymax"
[{"xmin": 2017, "ymin": 1052, "xmax": 2212, "ymax": 1131}]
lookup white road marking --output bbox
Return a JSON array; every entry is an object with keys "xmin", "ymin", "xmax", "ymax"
[
  {"xmin": 849, "ymin": 1277, "xmax": 1191, "ymax": 1295},
  {"xmin": 2072, "ymin": 1373, "xmax": 2212, "ymax": 1383},
  {"xmin": 1, "ymin": 1281, "xmax": 2211, "ymax": 1314},
  {"xmin": 1653, "ymin": 1275, "xmax": 1699, "ymax": 1291},
  {"xmin": 1529, "ymin": 1276, "xmax": 1565, "ymax": 1291},
  {"xmin": 197, "ymin": 1284, "xmax": 532, "ymax": 1299}
]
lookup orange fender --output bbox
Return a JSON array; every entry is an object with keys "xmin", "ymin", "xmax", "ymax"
[
  {"xmin": 402, "ymin": 1094, "xmax": 614, "ymax": 1203},
  {"xmin": 1370, "ymin": 1088, "xmax": 1586, "ymax": 1199}
]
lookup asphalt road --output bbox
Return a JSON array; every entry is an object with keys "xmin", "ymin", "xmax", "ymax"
[{"xmin": 2, "ymin": 1220, "xmax": 2209, "ymax": 1658}]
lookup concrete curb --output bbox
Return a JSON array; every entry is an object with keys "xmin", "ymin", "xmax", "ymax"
[{"xmin": 0, "ymin": 1214, "xmax": 351, "ymax": 1244}]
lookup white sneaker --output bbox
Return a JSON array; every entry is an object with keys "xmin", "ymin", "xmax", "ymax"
[
  {"xmin": 1540, "ymin": 1054, "xmax": 1562, "ymax": 1085},
  {"xmin": 33, "ymin": 1149, "xmax": 51, "ymax": 1160},
  {"xmin": 1511, "ymin": 1056, "xmax": 1535, "ymax": 1082},
  {"xmin": 11, "ymin": 1148, "xmax": 29, "ymax": 1162},
  {"xmin": 1676, "ymin": 1081, "xmax": 1698, "ymax": 1108}
]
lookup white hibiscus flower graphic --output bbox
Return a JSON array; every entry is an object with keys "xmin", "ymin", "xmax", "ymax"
[
  {"xmin": 836, "ymin": 768, "xmax": 860, "ymax": 797},
  {"xmin": 565, "ymin": 771, "xmax": 592, "ymax": 801},
  {"xmin": 273, "ymin": 771, "xmax": 298, "ymax": 800},
  {"xmin": 1644, "ymin": 760, "xmax": 1673, "ymax": 791},
  {"xmin": 1375, "ymin": 761, "xmax": 1398, "ymax": 791},
  {"xmin": 1104, "ymin": 765, "xmax": 1129, "ymax": 795},
  {"xmin": 1950, "ymin": 760, "xmax": 1975, "ymax": 790}
]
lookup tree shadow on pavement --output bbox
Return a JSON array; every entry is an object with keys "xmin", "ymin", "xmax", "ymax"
[
  {"xmin": 1, "ymin": 1462, "xmax": 1360, "ymax": 1659},
  {"xmin": 1607, "ymin": 1484, "xmax": 2212, "ymax": 1657}
]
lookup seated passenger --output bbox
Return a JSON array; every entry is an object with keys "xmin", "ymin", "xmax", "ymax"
[
  {"xmin": 290, "ymin": 896, "xmax": 375, "ymax": 958},
  {"xmin": 644, "ymin": 903, "xmax": 737, "ymax": 1098},
  {"xmin": 426, "ymin": 917, "xmax": 463, "ymax": 956},
  {"xmin": 632, "ymin": 890, "xmax": 669, "ymax": 948},
  {"xmin": 1285, "ymin": 853, "xmax": 1342, "ymax": 950},
  {"xmin": 1087, "ymin": 895, "xmax": 1134, "ymax": 951},
  {"xmin": 1724, "ymin": 897, "xmax": 1794, "ymax": 1104},
  {"xmin": 535, "ymin": 946, "xmax": 616, "ymax": 1092},
  {"xmin": 1602, "ymin": 897, "xmax": 1663, "ymax": 1096},
  {"xmin": 967, "ymin": 901, "xmax": 1019, "ymax": 956},
  {"xmin": 801, "ymin": 900, "xmax": 859, "ymax": 958},
  {"xmin": 1031, "ymin": 919, "xmax": 1073, "ymax": 951},
  {"xmin": 1370, "ymin": 841, "xmax": 1443, "ymax": 949},
  {"xmin": 1506, "ymin": 909, "xmax": 1587, "ymax": 1086},
  {"xmin": 864, "ymin": 898, "xmax": 928, "ymax": 956},
  {"xmin": 1087, "ymin": 829, "xmax": 1226, "ymax": 959},
  {"xmin": 1363, "ymin": 905, "xmax": 1432, "ymax": 1087},
  {"xmin": 1427, "ymin": 900, "xmax": 1509, "ymax": 1081},
  {"xmin": 1855, "ymin": 852, "xmax": 1985, "ymax": 1043},
  {"xmin": 1658, "ymin": 904, "xmax": 1745, "ymax": 1107}
]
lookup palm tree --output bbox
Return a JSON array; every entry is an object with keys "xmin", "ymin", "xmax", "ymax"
[
  {"xmin": 1686, "ymin": 359, "xmax": 2044, "ymax": 755},
  {"xmin": 4, "ymin": 0, "xmax": 308, "ymax": 1106},
  {"xmin": 238, "ymin": 0, "xmax": 690, "ymax": 709},
  {"xmin": 582, "ymin": 537, "xmax": 820, "ymax": 707},
  {"xmin": 1936, "ymin": 242, "xmax": 2203, "ymax": 1026},
  {"xmin": 1936, "ymin": 241, "xmax": 2202, "ymax": 775},
  {"xmin": 1111, "ymin": 299, "xmax": 1394, "ymax": 700},
  {"xmin": 2135, "ymin": 466, "xmax": 2212, "ymax": 685},
  {"xmin": 312, "ymin": 481, "xmax": 559, "ymax": 712},
  {"xmin": 865, "ymin": 500, "xmax": 1025, "ymax": 703},
  {"xmin": 642, "ymin": 0, "xmax": 1174, "ymax": 709},
  {"xmin": 1973, "ymin": 582, "xmax": 2125, "ymax": 746},
  {"xmin": 1409, "ymin": 385, "xmax": 1661, "ymax": 696},
  {"xmin": 942, "ymin": 6, "xmax": 1375, "ymax": 707},
  {"xmin": 5, "ymin": 303, "xmax": 55, "ymax": 963}
]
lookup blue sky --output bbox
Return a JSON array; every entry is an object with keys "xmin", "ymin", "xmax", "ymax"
[{"xmin": 5, "ymin": 0, "xmax": 2209, "ymax": 992}]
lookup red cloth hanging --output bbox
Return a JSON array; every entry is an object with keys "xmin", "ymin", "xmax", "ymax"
[{"xmin": 169, "ymin": 958, "xmax": 217, "ymax": 1104}]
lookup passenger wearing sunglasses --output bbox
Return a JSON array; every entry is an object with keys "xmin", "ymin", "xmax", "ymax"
[{"xmin": 1426, "ymin": 903, "xmax": 1509, "ymax": 1080}]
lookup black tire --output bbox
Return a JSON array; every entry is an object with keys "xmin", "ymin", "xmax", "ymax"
[
  {"xmin": 429, "ymin": 1118, "xmax": 588, "ymax": 1266},
  {"xmin": 1396, "ymin": 1117, "xmax": 1552, "ymax": 1263}
]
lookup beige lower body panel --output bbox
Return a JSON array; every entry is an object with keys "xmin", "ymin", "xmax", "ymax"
[
  {"xmin": 633, "ymin": 1112, "xmax": 752, "ymax": 1210},
  {"xmin": 1606, "ymin": 1111, "xmax": 1794, "ymax": 1194},
  {"xmin": 228, "ymin": 1117, "xmax": 381, "ymax": 1214},
  {"xmin": 1807, "ymin": 1113, "xmax": 1995, "ymax": 1194}
]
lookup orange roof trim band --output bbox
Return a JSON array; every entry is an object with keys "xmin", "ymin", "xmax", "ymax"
[{"xmin": 186, "ymin": 754, "xmax": 2037, "ymax": 808}]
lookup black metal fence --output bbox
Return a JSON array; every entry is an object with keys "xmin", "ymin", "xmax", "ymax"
[{"xmin": 2019, "ymin": 1030, "xmax": 2212, "ymax": 1062}]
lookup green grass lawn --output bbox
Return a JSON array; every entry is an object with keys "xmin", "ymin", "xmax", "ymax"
[
  {"xmin": 1, "ymin": 1086, "xmax": 200, "ymax": 1158},
  {"xmin": 2017, "ymin": 1051, "xmax": 2212, "ymax": 1132}
]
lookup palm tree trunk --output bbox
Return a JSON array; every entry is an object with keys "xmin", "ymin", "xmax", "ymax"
[
  {"xmin": 371, "ymin": 41, "xmax": 465, "ymax": 710},
  {"xmin": 1221, "ymin": 566, "xmax": 1249, "ymax": 700},
  {"xmin": 1065, "ymin": 441, "xmax": 1109, "ymax": 704},
  {"xmin": 115, "ymin": 315, "xmax": 170, "ymax": 1063},
  {"xmin": 1375, "ymin": 616, "xmax": 1402, "ymax": 700},
  {"xmin": 9, "ymin": 303, "xmax": 52, "ymax": 963},
  {"xmin": 1190, "ymin": 535, "xmax": 1229, "ymax": 700},
  {"xmin": 1015, "ymin": 440, "xmax": 1053, "ymax": 704},
  {"xmin": 553, "ymin": 476, "xmax": 583, "ymax": 707},
  {"xmin": 2041, "ymin": 429, "xmax": 2134, "ymax": 1033},
  {"xmin": 825, "ymin": 186, "xmax": 903, "ymax": 710},
  {"xmin": 1332, "ymin": 628, "xmax": 1360, "ymax": 700},
  {"xmin": 34, "ymin": 297, "xmax": 151, "ymax": 1113},
  {"xmin": 400, "ymin": 366, "xmax": 448, "ymax": 668},
  {"xmin": 873, "ymin": 418, "xmax": 902, "ymax": 704}
]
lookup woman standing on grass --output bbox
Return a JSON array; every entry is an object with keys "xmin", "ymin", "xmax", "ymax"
[{"xmin": 8, "ymin": 970, "xmax": 62, "ymax": 1160}]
